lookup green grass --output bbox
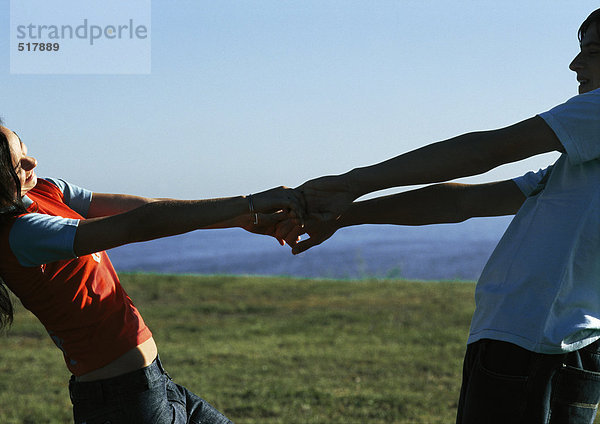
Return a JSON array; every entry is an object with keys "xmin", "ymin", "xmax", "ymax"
[{"xmin": 0, "ymin": 274, "xmax": 477, "ymax": 423}]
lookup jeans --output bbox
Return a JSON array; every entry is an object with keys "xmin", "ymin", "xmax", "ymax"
[
  {"xmin": 457, "ymin": 338, "xmax": 600, "ymax": 424},
  {"xmin": 69, "ymin": 356, "xmax": 233, "ymax": 424}
]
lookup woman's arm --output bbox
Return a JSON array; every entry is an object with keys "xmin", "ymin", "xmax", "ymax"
[
  {"xmin": 87, "ymin": 193, "xmax": 165, "ymax": 217},
  {"xmin": 74, "ymin": 187, "xmax": 302, "ymax": 256}
]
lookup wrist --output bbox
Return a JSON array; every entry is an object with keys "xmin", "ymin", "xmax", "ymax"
[
  {"xmin": 336, "ymin": 200, "xmax": 368, "ymax": 228},
  {"xmin": 246, "ymin": 194, "xmax": 259, "ymax": 225},
  {"xmin": 335, "ymin": 209, "xmax": 353, "ymax": 229},
  {"xmin": 231, "ymin": 213, "xmax": 251, "ymax": 228},
  {"xmin": 343, "ymin": 168, "xmax": 369, "ymax": 199}
]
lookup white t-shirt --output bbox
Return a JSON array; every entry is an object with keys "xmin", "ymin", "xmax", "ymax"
[{"xmin": 468, "ymin": 88, "xmax": 600, "ymax": 353}]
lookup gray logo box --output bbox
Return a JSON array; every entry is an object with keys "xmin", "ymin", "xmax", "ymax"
[{"xmin": 10, "ymin": 0, "xmax": 151, "ymax": 74}]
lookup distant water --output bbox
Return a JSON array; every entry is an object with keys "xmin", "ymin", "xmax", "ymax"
[{"xmin": 107, "ymin": 216, "xmax": 513, "ymax": 281}]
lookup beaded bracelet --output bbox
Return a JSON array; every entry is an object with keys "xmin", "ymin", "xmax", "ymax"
[{"xmin": 247, "ymin": 194, "xmax": 259, "ymax": 225}]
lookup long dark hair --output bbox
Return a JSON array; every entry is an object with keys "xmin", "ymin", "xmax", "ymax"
[{"xmin": 0, "ymin": 118, "xmax": 28, "ymax": 330}]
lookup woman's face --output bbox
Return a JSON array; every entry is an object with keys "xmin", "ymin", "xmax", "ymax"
[{"xmin": 0, "ymin": 126, "xmax": 37, "ymax": 198}]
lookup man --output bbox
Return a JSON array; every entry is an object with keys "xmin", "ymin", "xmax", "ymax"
[{"xmin": 283, "ymin": 8, "xmax": 600, "ymax": 424}]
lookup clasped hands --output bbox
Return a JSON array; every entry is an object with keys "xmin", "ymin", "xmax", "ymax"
[{"xmin": 246, "ymin": 175, "xmax": 359, "ymax": 255}]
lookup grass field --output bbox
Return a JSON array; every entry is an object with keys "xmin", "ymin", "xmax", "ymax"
[{"xmin": 1, "ymin": 274, "xmax": 477, "ymax": 423}]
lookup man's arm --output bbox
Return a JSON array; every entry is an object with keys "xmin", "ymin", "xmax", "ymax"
[
  {"xmin": 289, "ymin": 179, "xmax": 525, "ymax": 254},
  {"xmin": 341, "ymin": 180, "xmax": 525, "ymax": 226},
  {"xmin": 300, "ymin": 116, "xmax": 561, "ymax": 219}
]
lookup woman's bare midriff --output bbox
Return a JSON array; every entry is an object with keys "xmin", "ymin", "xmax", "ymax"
[{"xmin": 76, "ymin": 337, "xmax": 158, "ymax": 382}]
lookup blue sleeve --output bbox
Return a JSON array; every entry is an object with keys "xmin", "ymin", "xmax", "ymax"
[
  {"xmin": 9, "ymin": 213, "xmax": 79, "ymax": 267},
  {"xmin": 512, "ymin": 166, "xmax": 553, "ymax": 196},
  {"xmin": 538, "ymin": 89, "xmax": 600, "ymax": 164},
  {"xmin": 44, "ymin": 178, "xmax": 93, "ymax": 218}
]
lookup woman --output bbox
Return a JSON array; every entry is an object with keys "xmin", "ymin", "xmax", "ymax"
[{"xmin": 0, "ymin": 122, "xmax": 302, "ymax": 423}]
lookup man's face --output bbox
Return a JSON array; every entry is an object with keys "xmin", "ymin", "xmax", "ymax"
[{"xmin": 570, "ymin": 22, "xmax": 600, "ymax": 94}]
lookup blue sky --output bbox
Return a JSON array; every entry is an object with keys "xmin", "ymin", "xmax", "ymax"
[{"xmin": 1, "ymin": 1, "xmax": 597, "ymax": 199}]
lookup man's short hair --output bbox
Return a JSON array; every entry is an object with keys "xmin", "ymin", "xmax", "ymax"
[{"xmin": 579, "ymin": 9, "xmax": 600, "ymax": 43}]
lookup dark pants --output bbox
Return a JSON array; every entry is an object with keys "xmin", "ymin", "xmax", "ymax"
[
  {"xmin": 457, "ymin": 338, "xmax": 600, "ymax": 424},
  {"xmin": 69, "ymin": 356, "xmax": 233, "ymax": 424}
]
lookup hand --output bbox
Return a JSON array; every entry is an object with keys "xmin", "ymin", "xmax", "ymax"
[
  {"xmin": 297, "ymin": 175, "xmax": 359, "ymax": 221},
  {"xmin": 251, "ymin": 186, "xmax": 305, "ymax": 225},
  {"xmin": 271, "ymin": 217, "xmax": 306, "ymax": 248},
  {"xmin": 276, "ymin": 217, "xmax": 340, "ymax": 255},
  {"xmin": 242, "ymin": 211, "xmax": 301, "ymax": 246}
]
